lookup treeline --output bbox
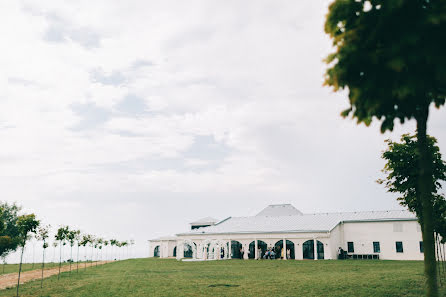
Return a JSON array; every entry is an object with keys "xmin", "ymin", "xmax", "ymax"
[{"xmin": 0, "ymin": 202, "xmax": 134, "ymax": 296}]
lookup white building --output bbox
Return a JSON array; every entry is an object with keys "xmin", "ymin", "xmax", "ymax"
[{"xmin": 149, "ymin": 204, "xmax": 428, "ymax": 261}]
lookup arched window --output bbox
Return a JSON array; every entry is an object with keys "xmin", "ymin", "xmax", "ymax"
[
  {"xmin": 154, "ymin": 245, "xmax": 160, "ymax": 257},
  {"xmin": 173, "ymin": 246, "xmax": 177, "ymax": 257},
  {"xmin": 184, "ymin": 243, "xmax": 194, "ymax": 258},
  {"xmin": 249, "ymin": 240, "xmax": 267, "ymax": 259},
  {"xmin": 231, "ymin": 241, "xmax": 243, "ymax": 259},
  {"xmin": 302, "ymin": 240, "xmax": 324, "ymax": 260},
  {"xmin": 274, "ymin": 240, "xmax": 295, "ymax": 259}
]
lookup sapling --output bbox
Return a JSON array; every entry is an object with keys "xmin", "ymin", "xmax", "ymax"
[
  {"xmin": 74, "ymin": 230, "xmax": 81, "ymax": 273},
  {"xmin": 66, "ymin": 229, "xmax": 77, "ymax": 275},
  {"xmin": 80, "ymin": 235, "xmax": 90, "ymax": 270},
  {"xmin": 55, "ymin": 226, "xmax": 68, "ymax": 280},
  {"xmin": 16, "ymin": 214, "xmax": 40, "ymax": 297},
  {"xmin": 36, "ymin": 224, "xmax": 50, "ymax": 288}
]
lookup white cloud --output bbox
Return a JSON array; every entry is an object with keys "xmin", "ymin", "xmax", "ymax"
[{"xmin": 0, "ymin": 0, "xmax": 445, "ymax": 259}]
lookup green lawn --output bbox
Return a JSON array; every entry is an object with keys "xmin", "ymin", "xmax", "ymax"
[
  {"xmin": 0, "ymin": 262, "xmax": 73, "ymax": 275},
  {"xmin": 1, "ymin": 258, "xmax": 445, "ymax": 297}
]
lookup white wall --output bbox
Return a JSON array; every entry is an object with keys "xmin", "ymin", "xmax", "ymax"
[{"xmin": 340, "ymin": 220, "xmax": 424, "ymax": 260}]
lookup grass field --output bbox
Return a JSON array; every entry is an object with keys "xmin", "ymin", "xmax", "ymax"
[
  {"xmin": 0, "ymin": 262, "xmax": 73, "ymax": 275},
  {"xmin": 1, "ymin": 258, "xmax": 445, "ymax": 296}
]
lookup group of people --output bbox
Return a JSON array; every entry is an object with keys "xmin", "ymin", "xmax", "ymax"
[{"xmin": 238, "ymin": 246, "xmax": 292, "ymax": 260}]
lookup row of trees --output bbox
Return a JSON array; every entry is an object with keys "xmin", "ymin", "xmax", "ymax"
[{"xmin": 0, "ymin": 203, "xmax": 134, "ymax": 297}]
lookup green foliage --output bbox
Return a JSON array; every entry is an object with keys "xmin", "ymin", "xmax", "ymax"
[
  {"xmin": 0, "ymin": 202, "xmax": 22, "ymax": 258},
  {"xmin": 16, "ymin": 214, "xmax": 40, "ymax": 246},
  {"xmin": 55, "ymin": 226, "xmax": 69, "ymax": 244},
  {"xmin": 378, "ymin": 134, "xmax": 446, "ymax": 241},
  {"xmin": 36, "ymin": 225, "xmax": 51, "ymax": 249},
  {"xmin": 324, "ymin": 0, "xmax": 446, "ymax": 132}
]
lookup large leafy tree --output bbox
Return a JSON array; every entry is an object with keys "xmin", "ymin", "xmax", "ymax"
[
  {"xmin": 0, "ymin": 202, "xmax": 22, "ymax": 264},
  {"xmin": 324, "ymin": 1, "xmax": 446, "ymax": 295},
  {"xmin": 378, "ymin": 134, "xmax": 446, "ymax": 240}
]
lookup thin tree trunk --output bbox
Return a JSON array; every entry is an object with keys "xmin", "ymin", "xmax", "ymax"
[
  {"xmin": 41, "ymin": 245, "xmax": 45, "ymax": 288},
  {"xmin": 69, "ymin": 245, "xmax": 72, "ymax": 275},
  {"xmin": 76, "ymin": 245, "xmax": 80, "ymax": 273},
  {"xmin": 58, "ymin": 242, "xmax": 62, "ymax": 280},
  {"xmin": 16, "ymin": 243, "xmax": 25, "ymax": 297},
  {"xmin": 416, "ymin": 107, "xmax": 438, "ymax": 297}
]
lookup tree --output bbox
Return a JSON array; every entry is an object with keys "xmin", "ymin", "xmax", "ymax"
[
  {"xmin": 0, "ymin": 202, "xmax": 22, "ymax": 270},
  {"xmin": 378, "ymin": 134, "xmax": 446, "ymax": 241},
  {"xmin": 55, "ymin": 226, "xmax": 69, "ymax": 280},
  {"xmin": 324, "ymin": 1, "xmax": 446, "ymax": 295},
  {"xmin": 80, "ymin": 235, "xmax": 91, "ymax": 270},
  {"xmin": 74, "ymin": 230, "xmax": 81, "ymax": 273},
  {"xmin": 36, "ymin": 225, "xmax": 50, "ymax": 288},
  {"xmin": 16, "ymin": 214, "xmax": 40, "ymax": 297},
  {"xmin": 104, "ymin": 240, "xmax": 109, "ymax": 263},
  {"xmin": 67, "ymin": 228, "xmax": 77, "ymax": 274}
]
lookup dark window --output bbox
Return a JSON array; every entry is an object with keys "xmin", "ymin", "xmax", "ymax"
[
  {"xmin": 373, "ymin": 242, "xmax": 380, "ymax": 253},
  {"xmin": 420, "ymin": 241, "xmax": 424, "ymax": 253},
  {"xmin": 396, "ymin": 241, "xmax": 403, "ymax": 253},
  {"xmin": 347, "ymin": 242, "xmax": 354, "ymax": 253}
]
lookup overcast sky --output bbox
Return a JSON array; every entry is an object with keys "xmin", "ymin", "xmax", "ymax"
[{"xmin": 1, "ymin": 0, "xmax": 445, "ymax": 258}]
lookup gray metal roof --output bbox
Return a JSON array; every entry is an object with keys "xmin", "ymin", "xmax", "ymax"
[
  {"xmin": 179, "ymin": 210, "xmax": 417, "ymax": 235},
  {"xmin": 189, "ymin": 217, "xmax": 219, "ymax": 225},
  {"xmin": 256, "ymin": 204, "xmax": 303, "ymax": 217}
]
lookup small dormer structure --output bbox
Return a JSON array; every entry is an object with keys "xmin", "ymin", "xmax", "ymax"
[
  {"xmin": 256, "ymin": 204, "xmax": 303, "ymax": 217},
  {"xmin": 189, "ymin": 217, "xmax": 219, "ymax": 230}
]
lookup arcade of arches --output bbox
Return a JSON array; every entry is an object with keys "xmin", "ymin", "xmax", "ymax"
[{"xmin": 176, "ymin": 239, "xmax": 325, "ymax": 260}]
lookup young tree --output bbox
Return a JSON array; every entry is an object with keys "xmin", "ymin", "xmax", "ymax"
[
  {"xmin": 55, "ymin": 226, "xmax": 69, "ymax": 280},
  {"xmin": 378, "ymin": 134, "xmax": 446, "ymax": 240},
  {"xmin": 96, "ymin": 238, "xmax": 103, "ymax": 267},
  {"xmin": 80, "ymin": 235, "xmax": 91, "ymax": 270},
  {"xmin": 36, "ymin": 225, "xmax": 50, "ymax": 288},
  {"xmin": 52, "ymin": 241, "xmax": 58, "ymax": 268},
  {"xmin": 74, "ymin": 230, "xmax": 81, "ymax": 273},
  {"xmin": 324, "ymin": 1, "xmax": 446, "ymax": 295},
  {"xmin": 67, "ymin": 229, "xmax": 77, "ymax": 275},
  {"xmin": 104, "ymin": 240, "xmax": 109, "ymax": 263},
  {"xmin": 16, "ymin": 214, "xmax": 40, "ymax": 297}
]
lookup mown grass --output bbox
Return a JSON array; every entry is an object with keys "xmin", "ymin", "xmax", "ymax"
[
  {"xmin": 0, "ymin": 262, "xmax": 73, "ymax": 275},
  {"xmin": 1, "ymin": 258, "xmax": 445, "ymax": 296}
]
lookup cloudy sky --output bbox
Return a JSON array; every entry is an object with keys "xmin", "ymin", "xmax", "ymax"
[{"xmin": 1, "ymin": 0, "xmax": 445, "ymax": 257}]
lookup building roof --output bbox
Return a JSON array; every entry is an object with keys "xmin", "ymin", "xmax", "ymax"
[
  {"xmin": 189, "ymin": 217, "xmax": 219, "ymax": 225},
  {"xmin": 256, "ymin": 204, "xmax": 303, "ymax": 217},
  {"xmin": 178, "ymin": 209, "xmax": 417, "ymax": 235}
]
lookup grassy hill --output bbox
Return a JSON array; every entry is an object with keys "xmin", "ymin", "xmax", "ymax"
[{"xmin": 1, "ymin": 258, "xmax": 444, "ymax": 296}]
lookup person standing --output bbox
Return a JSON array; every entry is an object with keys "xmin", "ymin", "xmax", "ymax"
[{"xmin": 240, "ymin": 247, "xmax": 244, "ymax": 259}]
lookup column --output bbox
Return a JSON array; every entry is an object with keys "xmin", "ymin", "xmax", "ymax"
[
  {"xmin": 294, "ymin": 242, "xmax": 302, "ymax": 260},
  {"xmin": 314, "ymin": 238, "xmax": 318, "ymax": 260},
  {"xmin": 254, "ymin": 239, "xmax": 258, "ymax": 260},
  {"xmin": 283, "ymin": 238, "xmax": 286, "ymax": 260},
  {"xmin": 228, "ymin": 240, "xmax": 232, "ymax": 259}
]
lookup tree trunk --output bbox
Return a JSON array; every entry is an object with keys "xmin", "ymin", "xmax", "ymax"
[
  {"xmin": 416, "ymin": 105, "xmax": 438, "ymax": 297},
  {"xmin": 76, "ymin": 245, "xmax": 80, "ymax": 273},
  {"xmin": 16, "ymin": 243, "xmax": 25, "ymax": 297},
  {"xmin": 58, "ymin": 242, "xmax": 62, "ymax": 280},
  {"xmin": 41, "ymin": 246, "xmax": 45, "ymax": 288},
  {"xmin": 69, "ymin": 245, "xmax": 72, "ymax": 275}
]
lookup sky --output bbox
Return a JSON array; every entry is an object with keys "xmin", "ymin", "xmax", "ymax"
[{"xmin": 1, "ymin": 0, "xmax": 445, "ymax": 259}]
